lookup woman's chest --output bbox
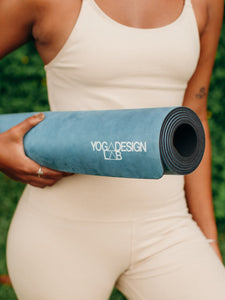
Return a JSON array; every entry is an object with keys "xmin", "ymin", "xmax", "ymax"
[{"xmin": 34, "ymin": 0, "xmax": 207, "ymax": 65}]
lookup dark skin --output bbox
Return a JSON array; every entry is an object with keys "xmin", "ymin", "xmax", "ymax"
[{"xmin": 0, "ymin": 0, "xmax": 224, "ymax": 260}]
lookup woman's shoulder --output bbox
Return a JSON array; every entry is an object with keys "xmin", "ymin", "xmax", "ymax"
[
  {"xmin": 19, "ymin": 0, "xmax": 81, "ymax": 20},
  {"xmin": 0, "ymin": 0, "xmax": 82, "ymax": 60},
  {"xmin": 205, "ymin": 0, "xmax": 224, "ymax": 34},
  {"xmin": 191, "ymin": 0, "xmax": 223, "ymax": 36},
  {"xmin": 206, "ymin": 0, "xmax": 224, "ymax": 10}
]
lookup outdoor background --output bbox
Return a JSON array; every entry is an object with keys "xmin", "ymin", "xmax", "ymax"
[{"xmin": 0, "ymin": 14, "xmax": 225, "ymax": 300}]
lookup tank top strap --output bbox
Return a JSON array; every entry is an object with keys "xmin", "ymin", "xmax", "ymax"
[{"xmin": 185, "ymin": 0, "xmax": 192, "ymax": 7}]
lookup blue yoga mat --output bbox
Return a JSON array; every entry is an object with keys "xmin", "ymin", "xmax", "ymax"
[{"xmin": 0, "ymin": 107, "xmax": 205, "ymax": 179}]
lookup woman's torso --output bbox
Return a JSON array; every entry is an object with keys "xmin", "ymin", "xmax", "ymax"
[
  {"xmin": 26, "ymin": 0, "xmax": 201, "ymax": 221},
  {"xmin": 44, "ymin": 0, "xmax": 200, "ymax": 111}
]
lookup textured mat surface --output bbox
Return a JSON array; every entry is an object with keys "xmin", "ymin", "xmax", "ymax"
[{"xmin": 0, "ymin": 107, "xmax": 205, "ymax": 178}]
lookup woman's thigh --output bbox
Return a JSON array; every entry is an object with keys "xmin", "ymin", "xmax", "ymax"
[
  {"xmin": 116, "ymin": 219, "xmax": 225, "ymax": 300},
  {"xmin": 6, "ymin": 187, "xmax": 130, "ymax": 300}
]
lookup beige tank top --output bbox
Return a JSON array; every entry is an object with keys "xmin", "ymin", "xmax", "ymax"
[{"xmin": 44, "ymin": 0, "xmax": 200, "ymax": 111}]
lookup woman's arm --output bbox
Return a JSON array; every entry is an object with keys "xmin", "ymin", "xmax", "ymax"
[
  {"xmin": 0, "ymin": 0, "xmax": 37, "ymax": 58},
  {"xmin": 0, "ymin": 0, "xmax": 71, "ymax": 188},
  {"xmin": 183, "ymin": 0, "xmax": 224, "ymax": 260}
]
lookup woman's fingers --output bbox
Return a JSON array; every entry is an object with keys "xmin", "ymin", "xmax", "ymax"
[
  {"xmin": 62, "ymin": 172, "xmax": 74, "ymax": 177},
  {"xmin": 27, "ymin": 177, "xmax": 59, "ymax": 188},
  {"xmin": 9, "ymin": 113, "xmax": 45, "ymax": 140},
  {"xmin": 0, "ymin": 113, "xmax": 74, "ymax": 187},
  {"xmin": 24, "ymin": 159, "xmax": 74, "ymax": 179},
  {"xmin": 29, "ymin": 166, "xmax": 64, "ymax": 179},
  {"xmin": 32, "ymin": 166, "xmax": 73, "ymax": 179},
  {"xmin": 4, "ymin": 168, "xmax": 65, "ymax": 188}
]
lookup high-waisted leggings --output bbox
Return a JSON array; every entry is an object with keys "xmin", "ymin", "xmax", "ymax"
[{"xmin": 6, "ymin": 174, "xmax": 225, "ymax": 300}]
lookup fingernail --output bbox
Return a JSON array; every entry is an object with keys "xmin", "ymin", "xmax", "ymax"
[{"xmin": 35, "ymin": 113, "xmax": 45, "ymax": 120}]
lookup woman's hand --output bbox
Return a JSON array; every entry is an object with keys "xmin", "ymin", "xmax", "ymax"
[{"xmin": 0, "ymin": 113, "xmax": 72, "ymax": 188}]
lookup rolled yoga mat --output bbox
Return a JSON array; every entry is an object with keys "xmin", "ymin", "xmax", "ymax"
[{"xmin": 0, "ymin": 107, "xmax": 205, "ymax": 179}]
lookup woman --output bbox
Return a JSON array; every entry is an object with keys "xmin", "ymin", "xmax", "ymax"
[{"xmin": 0, "ymin": 0, "xmax": 225, "ymax": 299}]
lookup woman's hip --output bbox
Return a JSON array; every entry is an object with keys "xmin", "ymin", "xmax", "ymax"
[{"xmin": 15, "ymin": 174, "xmax": 188, "ymax": 221}]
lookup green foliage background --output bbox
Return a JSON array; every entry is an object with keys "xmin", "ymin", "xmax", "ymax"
[{"xmin": 0, "ymin": 17, "xmax": 225, "ymax": 300}]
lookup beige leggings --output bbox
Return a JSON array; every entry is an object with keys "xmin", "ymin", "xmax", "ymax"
[{"xmin": 7, "ymin": 175, "xmax": 225, "ymax": 300}]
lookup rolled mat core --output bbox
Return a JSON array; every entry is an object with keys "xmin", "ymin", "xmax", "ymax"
[
  {"xmin": 0, "ymin": 106, "xmax": 205, "ymax": 179},
  {"xmin": 160, "ymin": 107, "xmax": 205, "ymax": 175}
]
